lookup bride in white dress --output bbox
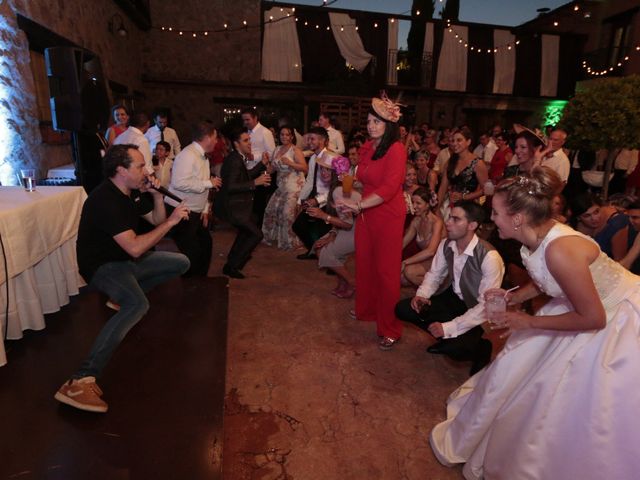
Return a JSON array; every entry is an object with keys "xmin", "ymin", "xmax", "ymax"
[{"xmin": 430, "ymin": 167, "xmax": 640, "ymax": 480}]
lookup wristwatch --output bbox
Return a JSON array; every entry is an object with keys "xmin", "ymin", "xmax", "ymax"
[{"xmin": 325, "ymin": 215, "xmax": 332, "ymax": 224}]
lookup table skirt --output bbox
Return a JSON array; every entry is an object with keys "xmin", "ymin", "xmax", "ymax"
[{"xmin": 0, "ymin": 237, "xmax": 84, "ymax": 366}]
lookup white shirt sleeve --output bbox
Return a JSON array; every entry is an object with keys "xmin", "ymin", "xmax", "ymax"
[
  {"xmin": 139, "ymin": 139, "xmax": 154, "ymax": 175},
  {"xmin": 416, "ymin": 240, "xmax": 450, "ymax": 299},
  {"xmin": 441, "ymin": 250, "xmax": 505, "ymax": 338},
  {"xmin": 169, "ymin": 128, "xmax": 181, "ymax": 157}
]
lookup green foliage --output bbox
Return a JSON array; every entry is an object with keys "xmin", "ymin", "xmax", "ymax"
[{"xmin": 559, "ymin": 75, "xmax": 640, "ymax": 151}]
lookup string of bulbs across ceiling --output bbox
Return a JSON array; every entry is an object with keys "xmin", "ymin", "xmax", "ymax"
[{"xmin": 153, "ymin": 2, "xmax": 639, "ymax": 78}]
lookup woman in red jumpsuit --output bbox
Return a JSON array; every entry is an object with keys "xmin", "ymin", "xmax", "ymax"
[{"xmin": 340, "ymin": 95, "xmax": 407, "ymax": 350}]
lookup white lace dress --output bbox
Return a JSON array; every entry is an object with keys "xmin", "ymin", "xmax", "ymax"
[{"xmin": 430, "ymin": 222, "xmax": 640, "ymax": 479}]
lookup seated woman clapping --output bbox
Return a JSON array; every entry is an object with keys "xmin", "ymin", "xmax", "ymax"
[{"xmin": 401, "ymin": 187, "xmax": 444, "ymax": 287}]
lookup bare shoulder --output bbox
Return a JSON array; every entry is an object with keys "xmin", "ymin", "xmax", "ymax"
[{"xmin": 545, "ymin": 235, "xmax": 599, "ymax": 269}]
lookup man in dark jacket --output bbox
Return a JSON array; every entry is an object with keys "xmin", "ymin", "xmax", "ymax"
[{"xmin": 215, "ymin": 128, "xmax": 271, "ymax": 278}]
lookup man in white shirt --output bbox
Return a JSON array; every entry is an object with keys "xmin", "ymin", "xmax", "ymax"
[
  {"xmin": 293, "ymin": 127, "xmax": 336, "ymax": 259},
  {"xmin": 145, "ymin": 111, "xmax": 181, "ymax": 160},
  {"xmin": 433, "ymin": 135, "xmax": 452, "ymax": 175},
  {"xmin": 318, "ymin": 112, "xmax": 345, "ymax": 155},
  {"xmin": 242, "ymin": 108, "xmax": 276, "ymax": 169},
  {"xmin": 114, "ymin": 112, "xmax": 153, "ymax": 173},
  {"xmin": 541, "ymin": 128, "xmax": 570, "ymax": 184},
  {"xmin": 473, "ymin": 132, "xmax": 498, "ymax": 165},
  {"xmin": 165, "ymin": 121, "xmax": 222, "ymax": 276},
  {"xmin": 395, "ymin": 202, "xmax": 504, "ymax": 375},
  {"xmin": 242, "ymin": 108, "xmax": 276, "ymax": 228}
]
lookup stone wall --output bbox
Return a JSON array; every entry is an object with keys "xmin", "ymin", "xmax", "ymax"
[
  {"xmin": 143, "ymin": 0, "xmax": 261, "ymax": 83},
  {"xmin": 1, "ymin": 0, "xmax": 145, "ymax": 183},
  {"xmin": 139, "ymin": 0, "xmax": 262, "ymax": 141}
]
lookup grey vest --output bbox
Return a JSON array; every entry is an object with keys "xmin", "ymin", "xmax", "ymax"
[{"xmin": 436, "ymin": 237, "xmax": 496, "ymax": 308}]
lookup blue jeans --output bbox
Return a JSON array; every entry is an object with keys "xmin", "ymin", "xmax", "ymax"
[{"xmin": 74, "ymin": 251, "xmax": 190, "ymax": 379}]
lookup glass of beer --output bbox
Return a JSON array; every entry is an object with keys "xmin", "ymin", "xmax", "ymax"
[{"xmin": 342, "ymin": 174, "xmax": 354, "ymax": 197}]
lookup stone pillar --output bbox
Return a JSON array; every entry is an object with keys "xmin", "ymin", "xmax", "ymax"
[{"xmin": 0, "ymin": 1, "xmax": 44, "ymax": 184}]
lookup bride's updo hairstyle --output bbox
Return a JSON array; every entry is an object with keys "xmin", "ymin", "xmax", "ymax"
[{"xmin": 495, "ymin": 166, "xmax": 563, "ymax": 226}]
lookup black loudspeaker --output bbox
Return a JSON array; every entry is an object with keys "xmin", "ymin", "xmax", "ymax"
[{"xmin": 45, "ymin": 47, "xmax": 110, "ymax": 133}]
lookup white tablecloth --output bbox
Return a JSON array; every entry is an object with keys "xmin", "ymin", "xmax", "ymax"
[{"xmin": 0, "ymin": 186, "xmax": 87, "ymax": 366}]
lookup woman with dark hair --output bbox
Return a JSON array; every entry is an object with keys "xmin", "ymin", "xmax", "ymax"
[
  {"xmin": 568, "ymin": 191, "xmax": 629, "ymax": 259},
  {"xmin": 431, "ymin": 166, "xmax": 640, "ymax": 479},
  {"xmin": 339, "ymin": 94, "xmax": 407, "ymax": 350},
  {"xmin": 436, "ymin": 127, "xmax": 488, "ymax": 216},
  {"xmin": 105, "ymin": 104, "xmax": 129, "ymax": 146},
  {"xmin": 487, "ymin": 132, "xmax": 512, "ymax": 183},
  {"xmin": 262, "ymin": 125, "xmax": 308, "ymax": 250},
  {"xmin": 502, "ymin": 130, "xmax": 545, "ymax": 178},
  {"xmin": 401, "ymin": 187, "xmax": 443, "ymax": 286},
  {"xmin": 406, "ymin": 127, "xmax": 425, "ymax": 161}
]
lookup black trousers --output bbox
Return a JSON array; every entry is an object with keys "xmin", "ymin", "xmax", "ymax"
[
  {"xmin": 292, "ymin": 210, "xmax": 331, "ymax": 251},
  {"xmin": 165, "ymin": 204, "xmax": 212, "ymax": 276},
  {"xmin": 395, "ymin": 286, "xmax": 484, "ymax": 361},
  {"xmin": 227, "ymin": 214, "xmax": 263, "ymax": 271}
]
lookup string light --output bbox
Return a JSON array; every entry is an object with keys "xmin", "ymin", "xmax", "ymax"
[
  {"xmin": 581, "ymin": 44, "xmax": 640, "ymax": 76},
  {"xmin": 444, "ymin": 23, "xmax": 520, "ymax": 54}
]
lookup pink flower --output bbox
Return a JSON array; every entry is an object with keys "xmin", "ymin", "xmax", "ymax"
[{"xmin": 332, "ymin": 156, "xmax": 351, "ymax": 176}]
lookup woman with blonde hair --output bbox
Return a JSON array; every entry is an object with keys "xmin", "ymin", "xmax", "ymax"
[{"xmin": 431, "ymin": 166, "xmax": 640, "ymax": 479}]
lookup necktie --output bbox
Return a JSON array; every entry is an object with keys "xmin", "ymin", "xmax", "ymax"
[{"xmin": 160, "ymin": 128, "xmax": 165, "ymax": 142}]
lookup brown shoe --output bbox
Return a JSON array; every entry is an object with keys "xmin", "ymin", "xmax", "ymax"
[{"xmin": 54, "ymin": 376, "xmax": 108, "ymax": 413}]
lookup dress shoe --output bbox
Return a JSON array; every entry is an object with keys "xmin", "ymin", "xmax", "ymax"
[
  {"xmin": 222, "ymin": 264, "xmax": 245, "ymax": 279},
  {"xmin": 426, "ymin": 341, "xmax": 451, "ymax": 355},
  {"xmin": 296, "ymin": 251, "xmax": 318, "ymax": 260},
  {"xmin": 469, "ymin": 339, "xmax": 492, "ymax": 376}
]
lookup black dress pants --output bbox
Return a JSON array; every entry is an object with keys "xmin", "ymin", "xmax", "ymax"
[
  {"xmin": 292, "ymin": 211, "xmax": 331, "ymax": 251},
  {"xmin": 227, "ymin": 214, "xmax": 263, "ymax": 271},
  {"xmin": 165, "ymin": 204, "xmax": 212, "ymax": 276},
  {"xmin": 395, "ymin": 286, "xmax": 484, "ymax": 361}
]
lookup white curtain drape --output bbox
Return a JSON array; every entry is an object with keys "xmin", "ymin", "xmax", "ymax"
[
  {"xmin": 492, "ymin": 29, "xmax": 516, "ymax": 94},
  {"xmin": 541, "ymin": 34, "xmax": 560, "ymax": 97},
  {"xmin": 387, "ymin": 18, "xmax": 399, "ymax": 85},
  {"xmin": 329, "ymin": 12, "xmax": 373, "ymax": 72},
  {"xmin": 436, "ymin": 25, "xmax": 468, "ymax": 91},
  {"xmin": 261, "ymin": 8, "xmax": 302, "ymax": 82}
]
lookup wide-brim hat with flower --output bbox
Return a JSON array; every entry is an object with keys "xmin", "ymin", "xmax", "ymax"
[
  {"xmin": 316, "ymin": 152, "xmax": 336, "ymax": 169},
  {"xmin": 513, "ymin": 123, "xmax": 547, "ymax": 147},
  {"xmin": 372, "ymin": 92, "xmax": 403, "ymax": 123}
]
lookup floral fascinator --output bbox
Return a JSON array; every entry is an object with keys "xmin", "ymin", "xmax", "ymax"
[{"xmin": 372, "ymin": 91, "xmax": 404, "ymax": 123}]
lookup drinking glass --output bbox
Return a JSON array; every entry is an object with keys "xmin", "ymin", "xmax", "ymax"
[
  {"xmin": 485, "ymin": 291, "xmax": 507, "ymax": 324},
  {"xmin": 342, "ymin": 174, "xmax": 354, "ymax": 197},
  {"xmin": 20, "ymin": 169, "xmax": 36, "ymax": 191}
]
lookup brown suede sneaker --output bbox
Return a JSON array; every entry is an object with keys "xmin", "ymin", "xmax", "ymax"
[{"xmin": 54, "ymin": 376, "xmax": 108, "ymax": 413}]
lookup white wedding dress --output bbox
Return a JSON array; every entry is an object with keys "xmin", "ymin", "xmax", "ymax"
[{"xmin": 430, "ymin": 223, "xmax": 640, "ymax": 479}]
